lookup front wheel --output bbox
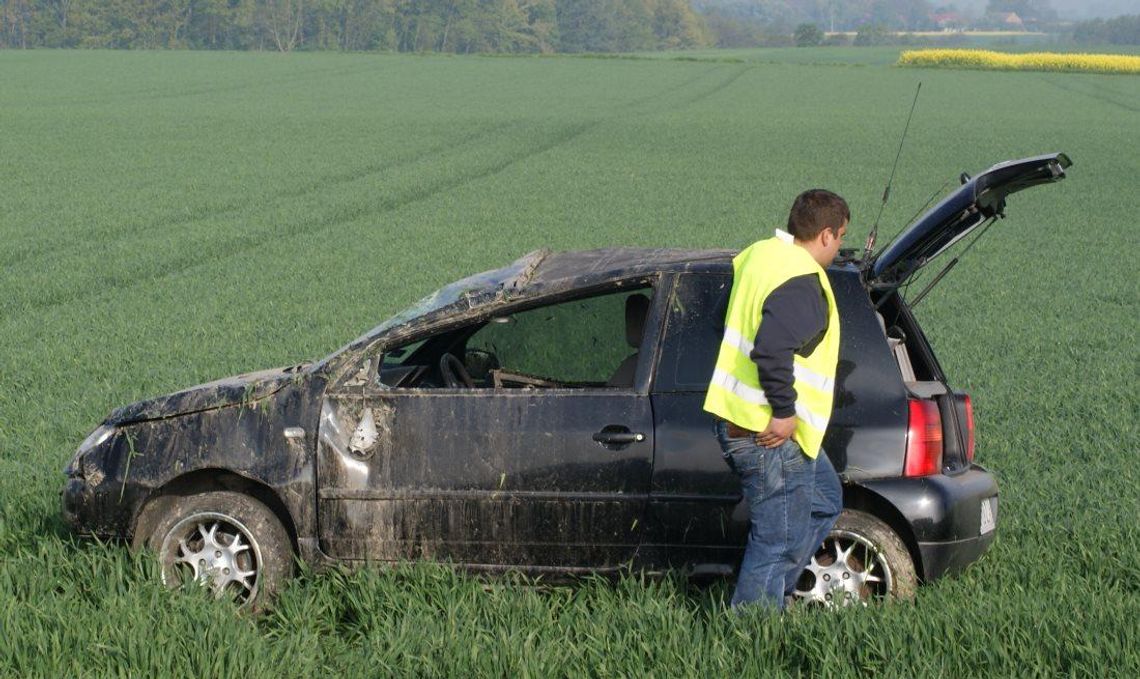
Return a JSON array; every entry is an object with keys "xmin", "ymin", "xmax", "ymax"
[
  {"xmin": 793, "ymin": 509, "xmax": 917, "ymax": 607},
  {"xmin": 134, "ymin": 491, "xmax": 292, "ymax": 610}
]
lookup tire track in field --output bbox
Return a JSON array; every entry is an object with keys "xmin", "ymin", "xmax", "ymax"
[
  {"xmin": 1038, "ymin": 75, "xmax": 1140, "ymax": 113},
  {"xmin": 4, "ymin": 64, "xmax": 748, "ymax": 320},
  {"xmin": 671, "ymin": 65, "xmax": 752, "ymax": 108},
  {"xmin": 4, "ymin": 65, "xmax": 728, "ymax": 270},
  {"xmin": 616, "ymin": 63, "xmax": 726, "ymax": 111},
  {"xmin": 0, "ymin": 119, "xmax": 520, "ymax": 269},
  {"xmin": 0, "ymin": 121, "xmax": 598, "ymax": 320}
]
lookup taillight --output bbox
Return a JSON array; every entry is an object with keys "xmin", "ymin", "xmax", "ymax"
[
  {"xmin": 905, "ymin": 399, "xmax": 943, "ymax": 477},
  {"xmin": 963, "ymin": 394, "xmax": 975, "ymax": 462}
]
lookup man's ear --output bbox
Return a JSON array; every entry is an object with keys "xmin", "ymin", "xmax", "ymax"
[{"xmin": 819, "ymin": 227, "xmax": 836, "ymax": 247}]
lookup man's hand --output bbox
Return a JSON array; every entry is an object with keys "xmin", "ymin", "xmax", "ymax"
[{"xmin": 757, "ymin": 416, "xmax": 796, "ymax": 448}]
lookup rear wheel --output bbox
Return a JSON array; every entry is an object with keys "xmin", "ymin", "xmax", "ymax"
[
  {"xmin": 134, "ymin": 491, "xmax": 292, "ymax": 610},
  {"xmin": 793, "ymin": 509, "xmax": 917, "ymax": 607}
]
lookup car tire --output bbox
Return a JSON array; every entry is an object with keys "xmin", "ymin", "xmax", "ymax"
[
  {"xmin": 794, "ymin": 509, "xmax": 917, "ymax": 606},
  {"xmin": 134, "ymin": 491, "xmax": 292, "ymax": 610}
]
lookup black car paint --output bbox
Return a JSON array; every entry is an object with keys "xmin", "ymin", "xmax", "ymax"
[
  {"xmin": 64, "ymin": 247, "xmax": 994, "ymax": 583},
  {"xmin": 67, "ymin": 152, "xmax": 1074, "ymax": 581},
  {"xmin": 869, "ymin": 152, "xmax": 1071, "ymax": 287},
  {"xmin": 64, "ymin": 371, "xmax": 327, "ymax": 550}
]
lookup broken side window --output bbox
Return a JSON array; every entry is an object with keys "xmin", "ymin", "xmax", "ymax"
[
  {"xmin": 466, "ymin": 287, "xmax": 653, "ymax": 388},
  {"xmin": 376, "ymin": 338, "xmax": 430, "ymax": 388}
]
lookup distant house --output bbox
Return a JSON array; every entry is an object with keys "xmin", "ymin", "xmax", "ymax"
[
  {"xmin": 932, "ymin": 11, "xmax": 963, "ymax": 31},
  {"xmin": 993, "ymin": 12, "xmax": 1024, "ymax": 30}
]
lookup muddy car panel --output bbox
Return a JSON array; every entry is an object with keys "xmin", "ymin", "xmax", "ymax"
[
  {"xmin": 68, "ymin": 153, "xmax": 1073, "ymax": 588},
  {"xmin": 64, "ymin": 374, "xmax": 327, "ymax": 545},
  {"xmin": 316, "ymin": 391, "xmax": 655, "ymax": 566},
  {"xmin": 66, "ymin": 193, "xmax": 1048, "ymax": 581},
  {"xmin": 63, "ymin": 245, "xmax": 993, "ymax": 582}
]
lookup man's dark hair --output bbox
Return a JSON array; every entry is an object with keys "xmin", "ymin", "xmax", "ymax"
[{"xmin": 786, "ymin": 189, "xmax": 850, "ymax": 241}]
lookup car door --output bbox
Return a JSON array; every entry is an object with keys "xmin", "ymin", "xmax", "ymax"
[
  {"xmin": 316, "ymin": 285, "xmax": 662, "ymax": 570},
  {"xmin": 645, "ymin": 270, "xmax": 894, "ymax": 570},
  {"xmin": 643, "ymin": 272, "xmax": 748, "ymax": 569}
]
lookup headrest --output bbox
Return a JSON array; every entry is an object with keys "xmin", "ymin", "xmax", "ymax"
[{"xmin": 625, "ymin": 293, "xmax": 650, "ymax": 348}]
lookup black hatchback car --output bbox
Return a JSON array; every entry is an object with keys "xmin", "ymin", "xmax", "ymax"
[{"xmin": 63, "ymin": 153, "xmax": 1070, "ymax": 608}]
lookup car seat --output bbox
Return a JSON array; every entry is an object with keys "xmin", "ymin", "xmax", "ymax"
[{"xmin": 607, "ymin": 293, "xmax": 650, "ymax": 387}]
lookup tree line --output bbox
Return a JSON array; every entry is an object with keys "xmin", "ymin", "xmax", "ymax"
[
  {"xmin": 2, "ymin": 0, "xmax": 1135, "ymax": 51},
  {"xmin": 1071, "ymin": 14, "xmax": 1140, "ymax": 45},
  {"xmin": 698, "ymin": 0, "xmax": 1061, "ymax": 40},
  {"xmin": 0, "ymin": 0, "xmax": 708, "ymax": 52}
]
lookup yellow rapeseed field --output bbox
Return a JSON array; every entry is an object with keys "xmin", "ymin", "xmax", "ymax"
[{"xmin": 898, "ymin": 49, "xmax": 1140, "ymax": 75}]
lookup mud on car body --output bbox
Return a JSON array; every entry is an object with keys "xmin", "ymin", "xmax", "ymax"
[{"xmin": 63, "ymin": 153, "xmax": 1069, "ymax": 608}]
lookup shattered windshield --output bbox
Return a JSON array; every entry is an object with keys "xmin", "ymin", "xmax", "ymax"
[{"xmin": 331, "ymin": 249, "xmax": 549, "ymax": 359}]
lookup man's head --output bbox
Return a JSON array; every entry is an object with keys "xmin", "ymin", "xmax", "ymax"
[{"xmin": 787, "ymin": 189, "xmax": 849, "ymax": 267}]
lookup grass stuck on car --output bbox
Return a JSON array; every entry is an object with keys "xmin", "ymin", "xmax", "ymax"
[{"xmin": 63, "ymin": 153, "xmax": 1071, "ymax": 609}]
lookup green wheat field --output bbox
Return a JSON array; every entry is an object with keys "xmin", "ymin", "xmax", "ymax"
[{"xmin": 1, "ymin": 48, "xmax": 1138, "ymax": 675}]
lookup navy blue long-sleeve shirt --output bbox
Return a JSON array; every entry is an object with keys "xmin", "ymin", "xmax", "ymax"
[{"xmin": 749, "ymin": 273, "xmax": 829, "ymax": 419}]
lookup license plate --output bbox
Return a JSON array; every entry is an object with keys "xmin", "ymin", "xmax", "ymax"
[{"xmin": 980, "ymin": 496, "xmax": 997, "ymax": 535}]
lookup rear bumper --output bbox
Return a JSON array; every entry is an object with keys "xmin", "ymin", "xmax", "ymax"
[
  {"xmin": 918, "ymin": 530, "xmax": 995, "ymax": 581},
  {"xmin": 856, "ymin": 464, "xmax": 998, "ymax": 581}
]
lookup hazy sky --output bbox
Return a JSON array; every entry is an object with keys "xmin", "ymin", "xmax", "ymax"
[{"xmin": 951, "ymin": 0, "xmax": 1140, "ymax": 20}]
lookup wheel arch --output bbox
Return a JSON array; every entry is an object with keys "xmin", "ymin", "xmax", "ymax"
[
  {"xmin": 132, "ymin": 468, "xmax": 299, "ymax": 555},
  {"xmin": 843, "ymin": 483, "xmax": 926, "ymax": 581}
]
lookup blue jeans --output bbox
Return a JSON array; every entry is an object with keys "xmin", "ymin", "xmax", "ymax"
[{"xmin": 715, "ymin": 421, "xmax": 842, "ymax": 611}]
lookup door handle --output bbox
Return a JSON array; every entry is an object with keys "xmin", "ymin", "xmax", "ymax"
[{"xmin": 593, "ymin": 425, "xmax": 646, "ymax": 449}]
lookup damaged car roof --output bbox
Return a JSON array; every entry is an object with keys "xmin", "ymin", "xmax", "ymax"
[{"xmin": 339, "ymin": 247, "xmax": 735, "ymax": 356}]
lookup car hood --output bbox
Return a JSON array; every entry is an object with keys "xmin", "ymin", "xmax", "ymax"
[
  {"xmin": 868, "ymin": 152, "xmax": 1071, "ymax": 287},
  {"xmin": 105, "ymin": 364, "xmax": 309, "ymax": 426}
]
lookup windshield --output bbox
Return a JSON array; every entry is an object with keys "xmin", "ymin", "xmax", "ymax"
[{"xmin": 323, "ymin": 249, "xmax": 550, "ymax": 365}]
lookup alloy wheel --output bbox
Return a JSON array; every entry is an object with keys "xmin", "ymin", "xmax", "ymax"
[
  {"xmin": 794, "ymin": 529, "xmax": 893, "ymax": 606},
  {"xmin": 159, "ymin": 512, "xmax": 263, "ymax": 605}
]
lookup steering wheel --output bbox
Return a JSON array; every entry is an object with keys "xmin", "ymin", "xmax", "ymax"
[{"xmin": 439, "ymin": 353, "xmax": 475, "ymax": 389}]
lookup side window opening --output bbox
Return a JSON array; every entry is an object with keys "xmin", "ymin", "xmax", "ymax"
[
  {"xmin": 374, "ymin": 285, "xmax": 655, "ymax": 390},
  {"xmin": 374, "ymin": 338, "xmax": 430, "ymax": 388},
  {"xmin": 382, "ymin": 339, "xmax": 427, "ymax": 366},
  {"xmin": 466, "ymin": 287, "xmax": 653, "ymax": 389}
]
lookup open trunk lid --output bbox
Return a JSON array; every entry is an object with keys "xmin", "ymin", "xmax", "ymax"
[{"xmin": 868, "ymin": 153, "xmax": 1071, "ymax": 288}]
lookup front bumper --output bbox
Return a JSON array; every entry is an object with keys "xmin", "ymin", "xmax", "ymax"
[
  {"xmin": 61, "ymin": 477, "xmax": 86, "ymax": 533},
  {"xmin": 61, "ymin": 470, "xmax": 137, "ymax": 540},
  {"xmin": 858, "ymin": 464, "xmax": 998, "ymax": 581}
]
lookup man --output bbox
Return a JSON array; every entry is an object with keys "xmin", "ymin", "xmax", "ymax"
[{"xmin": 703, "ymin": 189, "xmax": 848, "ymax": 611}]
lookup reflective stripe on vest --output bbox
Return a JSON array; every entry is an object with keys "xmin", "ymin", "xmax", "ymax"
[
  {"xmin": 708, "ymin": 368, "xmax": 830, "ymax": 432},
  {"xmin": 719, "ymin": 327, "xmax": 836, "ymax": 394},
  {"xmin": 702, "ymin": 235, "xmax": 841, "ymax": 459}
]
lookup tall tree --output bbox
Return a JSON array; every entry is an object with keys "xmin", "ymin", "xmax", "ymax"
[
  {"xmin": 1, "ymin": 0, "xmax": 32, "ymax": 47},
  {"xmin": 261, "ymin": 0, "xmax": 305, "ymax": 51},
  {"xmin": 649, "ymin": 0, "xmax": 708, "ymax": 48}
]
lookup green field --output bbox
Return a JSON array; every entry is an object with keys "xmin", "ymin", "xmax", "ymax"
[{"xmin": 1, "ymin": 47, "xmax": 1138, "ymax": 675}]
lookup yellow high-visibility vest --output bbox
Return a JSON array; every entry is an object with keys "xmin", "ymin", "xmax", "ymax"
[{"xmin": 703, "ymin": 232, "xmax": 841, "ymax": 459}]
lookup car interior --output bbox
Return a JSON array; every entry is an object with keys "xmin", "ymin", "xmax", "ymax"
[{"xmin": 373, "ymin": 287, "xmax": 654, "ymax": 391}]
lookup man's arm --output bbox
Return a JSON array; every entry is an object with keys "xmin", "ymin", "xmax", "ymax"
[{"xmin": 750, "ymin": 274, "xmax": 828, "ymax": 446}]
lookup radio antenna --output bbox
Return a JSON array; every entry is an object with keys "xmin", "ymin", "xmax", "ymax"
[{"xmin": 863, "ymin": 81, "xmax": 922, "ymax": 262}]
